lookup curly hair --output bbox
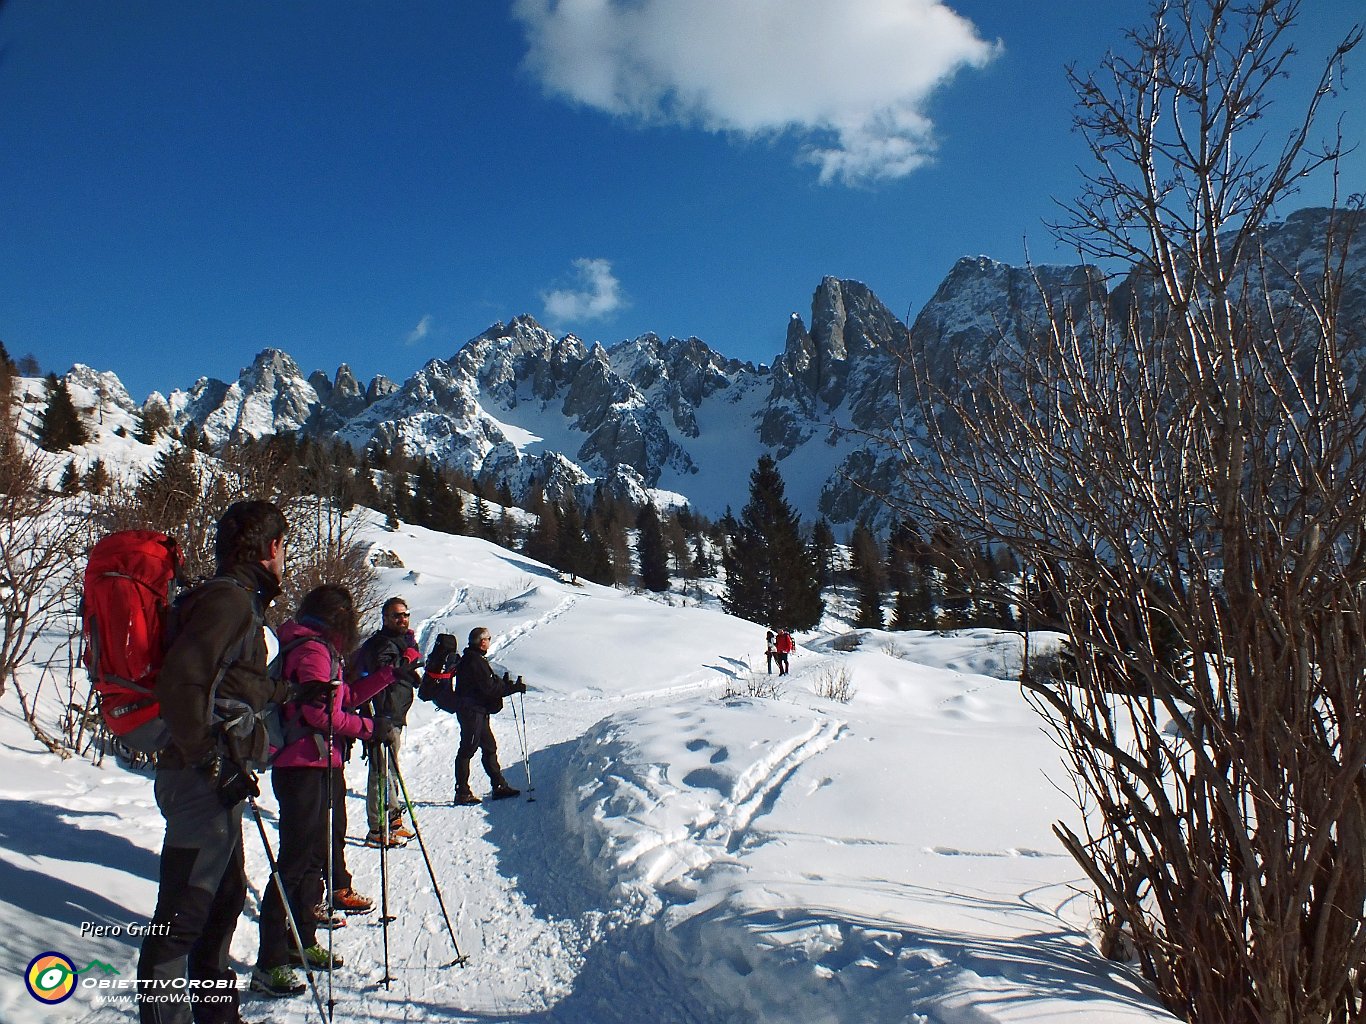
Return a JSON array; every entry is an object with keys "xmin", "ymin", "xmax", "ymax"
[{"xmin": 214, "ymin": 500, "xmax": 287, "ymax": 571}]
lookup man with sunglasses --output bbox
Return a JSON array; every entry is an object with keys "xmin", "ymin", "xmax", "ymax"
[{"xmin": 353, "ymin": 597, "xmax": 422, "ymax": 848}]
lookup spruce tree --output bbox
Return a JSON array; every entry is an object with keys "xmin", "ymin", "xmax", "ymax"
[
  {"xmin": 522, "ymin": 490, "xmax": 559, "ymax": 565},
  {"xmin": 136, "ymin": 443, "xmax": 199, "ymax": 529},
  {"xmin": 636, "ymin": 502, "xmax": 670, "ymax": 592},
  {"xmin": 810, "ymin": 518, "xmax": 837, "ymax": 589},
  {"xmin": 722, "ymin": 455, "xmax": 823, "ymax": 630},
  {"xmin": 37, "ymin": 375, "xmax": 89, "ymax": 452},
  {"xmin": 555, "ymin": 496, "xmax": 590, "ymax": 580},
  {"xmin": 0, "ymin": 340, "xmax": 14, "ymax": 405},
  {"xmin": 83, "ymin": 457, "xmax": 111, "ymax": 495},
  {"xmin": 850, "ymin": 521, "xmax": 885, "ymax": 628},
  {"xmin": 59, "ymin": 459, "xmax": 81, "ymax": 495},
  {"xmin": 133, "ymin": 401, "xmax": 170, "ymax": 445}
]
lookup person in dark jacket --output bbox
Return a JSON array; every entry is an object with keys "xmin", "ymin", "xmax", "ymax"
[
  {"xmin": 138, "ymin": 500, "xmax": 288, "ymax": 1024},
  {"xmin": 424, "ymin": 626, "xmax": 526, "ymax": 805},
  {"xmin": 351, "ymin": 596, "xmax": 422, "ymax": 845},
  {"xmin": 252, "ymin": 585, "xmax": 406, "ymax": 997}
]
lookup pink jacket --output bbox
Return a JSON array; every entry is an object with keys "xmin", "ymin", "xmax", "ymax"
[{"xmin": 270, "ymin": 619, "xmax": 396, "ymax": 769}]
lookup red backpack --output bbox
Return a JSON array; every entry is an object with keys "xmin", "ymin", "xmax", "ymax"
[{"xmin": 81, "ymin": 531, "xmax": 183, "ymax": 754}]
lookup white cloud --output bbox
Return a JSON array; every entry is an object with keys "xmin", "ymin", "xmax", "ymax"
[
  {"xmin": 542, "ymin": 257, "xmax": 625, "ymax": 323},
  {"xmin": 406, "ymin": 314, "xmax": 433, "ymax": 346},
  {"xmin": 511, "ymin": 0, "xmax": 1001, "ymax": 185}
]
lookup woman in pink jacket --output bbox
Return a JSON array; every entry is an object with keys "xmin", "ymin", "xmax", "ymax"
[{"xmin": 251, "ymin": 584, "xmax": 413, "ymax": 998}]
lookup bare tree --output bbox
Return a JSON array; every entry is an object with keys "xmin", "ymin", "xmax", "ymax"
[
  {"xmin": 878, "ymin": 3, "xmax": 1364, "ymax": 1022},
  {"xmin": 0, "ymin": 417, "xmax": 90, "ymax": 752}
]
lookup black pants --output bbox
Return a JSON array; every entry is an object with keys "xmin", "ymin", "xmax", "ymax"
[
  {"xmin": 256, "ymin": 768, "xmax": 327, "ymax": 968},
  {"xmin": 455, "ymin": 709, "xmax": 506, "ymax": 792},
  {"xmin": 329, "ymin": 766, "xmax": 351, "ymax": 892},
  {"xmin": 138, "ymin": 767, "xmax": 246, "ymax": 1024}
]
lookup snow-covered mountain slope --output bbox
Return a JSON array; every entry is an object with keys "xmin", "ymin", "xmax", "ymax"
[
  {"xmin": 73, "ymin": 206, "xmax": 1365, "ymax": 526},
  {"xmin": 0, "ymin": 512, "xmax": 1175, "ymax": 1024}
]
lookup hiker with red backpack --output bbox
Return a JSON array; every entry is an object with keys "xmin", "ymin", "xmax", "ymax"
[
  {"xmin": 251, "ymin": 584, "xmax": 413, "ymax": 998},
  {"xmin": 134, "ymin": 500, "xmax": 288, "ymax": 1024},
  {"xmin": 774, "ymin": 628, "xmax": 795, "ymax": 676}
]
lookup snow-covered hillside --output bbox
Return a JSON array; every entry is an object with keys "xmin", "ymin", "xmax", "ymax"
[{"xmin": 0, "ymin": 512, "xmax": 1175, "ymax": 1024}]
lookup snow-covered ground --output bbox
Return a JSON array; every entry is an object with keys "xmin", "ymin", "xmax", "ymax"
[{"xmin": 0, "ymin": 513, "xmax": 1175, "ymax": 1023}]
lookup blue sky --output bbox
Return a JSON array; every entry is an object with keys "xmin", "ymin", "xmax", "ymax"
[{"xmin": 1, "ymin": 1, "xmax": 1362, "ymax": 401}]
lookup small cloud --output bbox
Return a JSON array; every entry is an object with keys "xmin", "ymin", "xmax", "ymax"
[
  {"xmin": 541, "ymin": 258, "xmax": 626, "ymax": 323},
  {"xmin": 512, "ymin": 0, "xmax": 1000, "ymax": 185},
  {"xmin": 406, "ymin": 314, "xmax": 434, "ymax": 346}
]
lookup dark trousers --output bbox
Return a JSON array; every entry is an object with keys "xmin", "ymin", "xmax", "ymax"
[
  {"xmin": 138, "ymin": 767, "xmax": 246, "ymax": 1024},
  {"xmin": 329, "ymin": 765, "xmax": 352, "ymax": 892},
  {"xmin": 455, "ymin": 709, "xmax": 506, "ymax": 792},
  {"xmin": 256, "ymin": 768, "xmax": 327, "ymax": 968}
]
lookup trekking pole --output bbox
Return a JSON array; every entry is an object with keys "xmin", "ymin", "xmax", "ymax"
[
  {"xmin": 325, "ymin": 717, "xmax": 336, "ymax": 1022},
  {"xmin": 245, "ymin": 791, "xmax": 329, "ymax": 1024},
  {"xmin": 376, "ymin": 741, "xmax": 395, "ymax": 989},
  {"xmin": 388, "ymin": 747, "xmax": 469, "ymax": 967},
  {"xmin": 512, "ymin": 684, "xmax": 534, "ymax": 801}
]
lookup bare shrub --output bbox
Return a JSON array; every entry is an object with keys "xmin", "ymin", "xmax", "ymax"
[
  {"xmin": 465, "ymin": 576, "xmax": 536, "ymax": 613},
  {"xmin": 0, "ymin": 420, "xmax": 94, "ymax": 748},
  {"xmin": 813, "ymin": 664, "xmax": 856, "ymax": 704},
  {"xmin": 869, "ymin": 4, "xmax": 1365, "ymax": 1021}
]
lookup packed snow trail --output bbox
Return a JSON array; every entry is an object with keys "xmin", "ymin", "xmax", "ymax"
[{"xmin": 1, "ymin": 526, "xmax": 1174, "ymax": 1024}]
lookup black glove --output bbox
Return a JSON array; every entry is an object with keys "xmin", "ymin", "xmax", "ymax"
[
  {"xmin": 200, "ymin": 752, "xmax": 260, "ymax": 808},
  {"xmin": 510, "ymin": 679, "xmax": 528, "ymax": 694},
  {"xmin": 370, "ymin": 716, "xmax": 397, "ymax": 747},
  {"xmin": 392, "ymin": 661, "xmax": 421, "ymax": 687}
]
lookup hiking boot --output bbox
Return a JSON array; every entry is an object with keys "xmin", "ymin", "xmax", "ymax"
[
  {"xmin": 331, "ymin": 886, "xmax": 375, "ymax": 915},
  {"xmin": 453, "ymin": 789, "xmax": 481, "ymax": 806},
  {"xmin": 288, "ymin": 943, "xmax": 343, "ymax": 972},
  {"xmin": 490, "ymin": 783, "xmax": 521, "ymax": 800},
  {"xmin": 250, "ymin": 964, "xmax": 306, "ymax": 997},
  {"xmin": 314, "ymin": 901, "xmax": 346, "ymax": 929},
  {"xmin": 388, "ymin": 818, "xmax": 415, "ymax": 840},
  {"xmin": 364, "ymin": 828, "xmax": 407, "ymax": 848}
]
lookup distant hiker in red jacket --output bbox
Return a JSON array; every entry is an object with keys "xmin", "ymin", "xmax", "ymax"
[{"xmin": 775, "ymin": 629, "xmax": 795, "ymax": 676}]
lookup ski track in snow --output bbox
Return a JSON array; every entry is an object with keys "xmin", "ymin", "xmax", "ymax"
[
  {"xmin": 412, "ymin": 584, "xmax": 470, "ymax": 652},
  {"xmin": 487, "ymin": 594, "xmax": 581, "ymax": 660}
]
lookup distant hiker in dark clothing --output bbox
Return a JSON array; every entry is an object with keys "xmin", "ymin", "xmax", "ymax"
[
  {"xmin": 253, "ymin": 584, "xmax": 407, "ymax": 997},
  {"xmin": 775, "ymin": 629, "xmax": 795, "ymax": 676},
  {"xmin": 138, "ymin": 500, "xmax": 288, "ymax": 1024},
  {"xmin": 351, "ymin": 597, "xmax": 421, "ymax": 846},
  {"xmin": 765, "ymin": 630, "xmax": 777, "ymax": 675},
  {"xmin": 424, "ymin": 626, "xmax": 526, "ymax": 804}
]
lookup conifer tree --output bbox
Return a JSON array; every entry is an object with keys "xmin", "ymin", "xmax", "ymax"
[
  {"xmin": 636, "ymin": 502, "xmax": 670, "ymax": 592},
  {"xmin": 58, "ymin": 459, "xmax": 81, "ymax": 495},
  {"xmin": 83, "ymin": 457, "xmax": 111, "ymax": 495},
  {"xmin": 36, "ymin": 376, "xmax": 89, "ymax": 452},
  {"xmin": 135, "ymin": 404, "xmax": 172, "ymax": 445},
  {"xmin": 522, "ymin": 490, "xmax": 558, "ymax": 565},
  {"xmin": 849, "ymin": 521, "xmax": 885, "ymax": 628},
  {"xmin": 555, "ymin": 496, "xmax": 590, "ymax": 580},
  {"xmin": 809, "ymin": 518, "xmax": 837, "ymax": 589},
  {"xmin": 583, "ymin": 524, "xmax": 616, "ymax": 586},
  {"xmin": 0, "ymin": 341, "xmax": 14, "ymax": 405},
  {"xmin": 135, "ymin": 443, "xmax": 199, "ymax": 528},
  {"xmin": 722, "ymin": 456, "xmax": 823, "ymax": 629}
]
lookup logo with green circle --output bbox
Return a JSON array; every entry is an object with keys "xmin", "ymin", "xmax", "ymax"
[{"xmin": 25, "ymin": 952, "xmax": 77, "ymax": 1004}]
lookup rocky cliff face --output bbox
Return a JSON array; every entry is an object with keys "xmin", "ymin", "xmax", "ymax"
[{"xmin": 139, "ymin": 207, "xmax": 1362, "ymax": 527}]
